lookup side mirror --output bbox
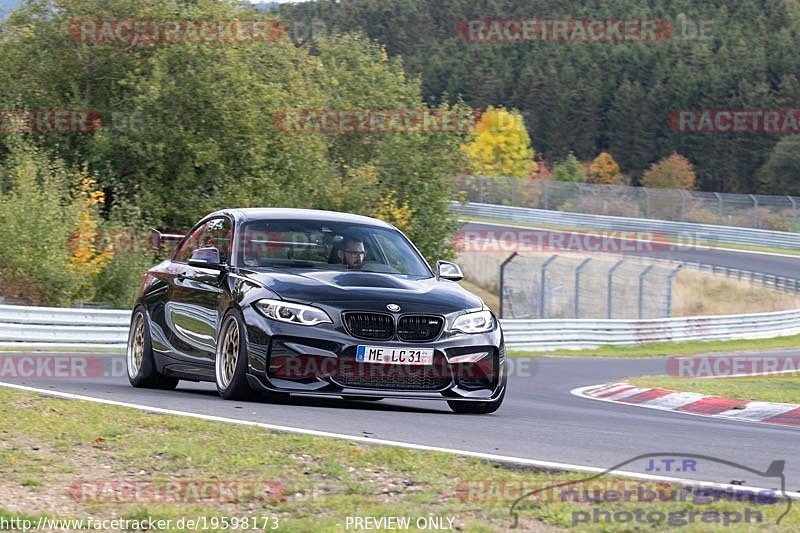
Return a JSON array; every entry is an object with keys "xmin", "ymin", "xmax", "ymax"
[
  {"xmin": 188, "ymin": 247, "xmax": 223, "ymax": 269},
  {"xmin": 436, "ymin": 260, "xmax": 463, "ymax": 281},
  {"xmin": 150, "ymin": 229, "xmax": 184, "ymax": 252}
]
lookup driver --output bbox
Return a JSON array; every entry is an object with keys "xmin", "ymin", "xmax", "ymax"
[{"xmin": 337, "ymin": 237, "xmax": 366, "ymax": 269}]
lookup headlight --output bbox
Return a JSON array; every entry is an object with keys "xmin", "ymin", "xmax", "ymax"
[
  {"xmin": 255, "ymin": 299, "xmax": 332, "ymax": 326},
  {"xmin": 451, "ymin": 310, "xmax": 495, "ymax": 334}
]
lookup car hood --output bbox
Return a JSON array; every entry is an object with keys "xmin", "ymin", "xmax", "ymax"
[{"xmin": 244, "ymin": 269, "xmax": 483, "ymax": 313}]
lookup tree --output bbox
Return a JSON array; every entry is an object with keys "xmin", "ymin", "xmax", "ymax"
[
  {"xmin": 552, "ymin": 153, "xmax": 586, "ymax": 183},
  {"xmin": 462, "ymin": 106, "xmax": 536, "ymax": 178},
  {"xmin": 0, "ymin": 2, "xmax": 464, "ymax": 263},
  {"xmin": 758, "ymin": 135, "xmax": 800, "ymax": 195},
  {"xmin": 279, "ymin": 0, "xmax": 800, "ymax": 192},
  {"xmin": 587, "ymin": 152, "xmax": 624, "ymax": 185},
  {"xmin": 641, "ymin": 153, "xmax": 696, "ymax": 190}
]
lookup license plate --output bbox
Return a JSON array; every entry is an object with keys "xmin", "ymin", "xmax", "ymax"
[{"xmin": 356, "ymin": 346, "xmax": 434, "ymax": 365}]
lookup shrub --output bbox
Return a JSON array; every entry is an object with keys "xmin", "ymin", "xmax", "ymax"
[
  {"xmin": 91, "ymin": 203, "xmax": 158, "ymax": 309},
  {"xmin": 0, "ymin": 142, "xmax": 144, "ymax": 307},
  {"xmin": 0, "ymin": 143, "xmax": 89, "ymax": 306},
  {"xmin": 552, "ymin": 153, "xmax": 586, "ymax": 183},
  {"xmin": 641, "ymin": 152, "xmax": 696, "ymax": 190},
  {"xmin": 587, "ymin": 152, "xmax": 624, "ymax": 185}
]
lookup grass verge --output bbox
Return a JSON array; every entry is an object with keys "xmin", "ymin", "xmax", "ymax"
[
  {"xmin": 509, "ymin": 334, "xmax": 800, "ymax": 359},
  {"xmin": 0, "ymin": 387, "xmax": 796, "ymax": 531},
  {"xmin": 626, "ymin": 375, "xmax": 800, "ymax": 405}
]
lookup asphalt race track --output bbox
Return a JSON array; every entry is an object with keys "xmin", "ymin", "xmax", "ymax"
[
  {"xmin": 461, "ymin": 221, "xmax": 800, "ymax": 279},
  {"xmin": 3, "ymin": 353, "xmax": 799, "ymax": 493},
  {"xmin": 4, "ymin": 224, "xmax": 800, "ymax": 496}
]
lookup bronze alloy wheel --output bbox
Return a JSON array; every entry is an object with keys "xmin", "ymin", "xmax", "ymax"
[
  {"xmin": 216, "ymin": 316, "xmax": 240, "ymax": 389},
  {"xmin": 127, "ymin": 313, "xmax": 145, "ymax": 379}
]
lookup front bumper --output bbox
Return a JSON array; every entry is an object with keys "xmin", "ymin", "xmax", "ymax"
[{"xmin": 242, "ymin": 306, "xmax": 506, "ymax": 402}]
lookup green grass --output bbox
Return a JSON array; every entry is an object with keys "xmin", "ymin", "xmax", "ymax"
[
  {"xmin": 0, "ymin": 387, "xmax": 796, "ymax": 531},
  {"xmin": 461, "ymin": 215, "xmax": 800, "ymax": 257},
  {"xmin": 627, "ymin": 375, "xmax": 800, "ymax": 404},
  {"xmin": 509, "ymin": 333, "xmax": 800, "ymax": 359}
]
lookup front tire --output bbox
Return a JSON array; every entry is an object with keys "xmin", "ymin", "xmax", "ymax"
[
  {"xmin": 127, "ymin": 307, "xmax": 179, "ymax": 390},
  {"xmin": 447, "ymin": 388, "xmax": 505, "ymax": 414},
  {"xmin": 215, "ymin": 310, "xmax": 253, "ymax": 400}
]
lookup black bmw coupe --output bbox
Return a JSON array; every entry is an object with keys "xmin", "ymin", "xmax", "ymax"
[{"xmin": 128, "ymin": 208, "xmax": 506, "ymax": 413}]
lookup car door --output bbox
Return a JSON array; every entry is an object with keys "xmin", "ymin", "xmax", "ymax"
[{"xmin": 166, "ymin": 217, "xmax": 232, "ymax": 370}]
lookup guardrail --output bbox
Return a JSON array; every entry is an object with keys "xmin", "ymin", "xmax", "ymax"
[
  {"xmin": 2, "ymin": 303, "xmax": 800, "ymax": 353},
  {"xmin": 0, "ymin": 304, "xmax": 130, "ymax": 352},
  {"xmin": 502, "ymin": 309, "xmax": 800, "ymax": 351},
  {"xmin": 453, "ymin": 201, "xmax": 800, "ymax": 250},
  {"xmin": 682, "ymin": 261, "xmax": 800, "ymax": 293}
]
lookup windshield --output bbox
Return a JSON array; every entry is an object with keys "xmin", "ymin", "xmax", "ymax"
[{"xmin": 237, "ymin": 219, "xmax": 432, "ymax": 279}]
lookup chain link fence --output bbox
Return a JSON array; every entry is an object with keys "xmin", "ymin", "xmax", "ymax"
[
  {"xmin": 496, "ymin": 253, "xmax": 681, "ymax": 320},
  {"xmin": 452, "ymin": 175, "xmax": 800, "ymax": 232}
]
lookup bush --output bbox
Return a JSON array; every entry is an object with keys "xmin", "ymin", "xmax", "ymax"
[
  {"xmin": 552, "ymin": 153, "xmax": 586, "ymax": 183},
  {"xmin": 92, "ymin": 204, "xmax": 158, "ymax": 309},
  {"xmin": 0, "ymin": 143, "xmax": 88, "ymax": 306},
  {"xmin": 730, "ymin": 207, "xmax": 793, "ymax": 232},
  {"xmin": 587, "ymin": 152, "xmax": 624, "ymax": 185},
  {"xmin": 641, "ymin": 153, "xmax": 696, "ymax": 190},
  {"xmin": 684, "ymin": 205, "xmax": 721, "ymax": 225},
  {"xmin": 0, "ymin": 141, "xmax": 148, "ymax": 307}
]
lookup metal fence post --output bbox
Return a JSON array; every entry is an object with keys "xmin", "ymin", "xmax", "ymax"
[
  {"xmin": 789, "ymin": 196, "xmax": 798, "ymax": 233},
  {"xmin": 607, "ymin": 260, "xmax": 624, "ymax": 319},
  {"xmin": 714, "ymin": 192, "xmax": 723, "ymax": 224},
  {"xmin": 666, "ymin": 264, "xmax": 684, "ymax": 317},
  {"xmin": 574, "ymin": 258, "xmax": 591, "ymax": 318},
  {"xmin": 498, "ymin": 252, "xmax": 518, "ymax": 319},
  {"xmin": 638, "ymin": 265, "xmax": 655, "ymax": 319},
  {"xmin": 540, "ymin": 255, "xmax": 559, "ymax": 318},
  {"xmin": 478, "ymin": 177, "xmax": 485, "ymax": 204},
  {"xmin": 643, "ymin": 187, "xmax": 651, "ymax": 218},
  {"xmin": 543, "ymin": 180, "xmax": 550, "ymax": 210},
  {"xmin": 750, "ymin": 194, "xmax": 759, "ymax": 229}
]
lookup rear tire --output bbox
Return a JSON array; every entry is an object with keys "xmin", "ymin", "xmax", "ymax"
[
  {"xmin": 127, "ymin": 307, "xmax": 179, "ymax": 390},
  {"xmin": 447, "ymin": 388, "xmax": 505, "ymax": 414},
  {"xmin": 215, "ymin": 310, "xmax": 253, "ymax": 401}
]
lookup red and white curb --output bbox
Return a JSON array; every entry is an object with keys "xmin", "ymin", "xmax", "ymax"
[{"xmin": 572, "ymin": 382, "xmax": 800, "ymax": 428}]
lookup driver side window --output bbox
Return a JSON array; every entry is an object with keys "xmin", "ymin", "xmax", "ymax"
[{"xmin": 174, "ymin": 218, "xmax": 232, "ymax": 264}]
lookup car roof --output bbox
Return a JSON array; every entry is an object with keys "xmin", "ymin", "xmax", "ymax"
[{"xmin": 208, "ymin": 208, "xmax": 394, "ymax": 228}]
